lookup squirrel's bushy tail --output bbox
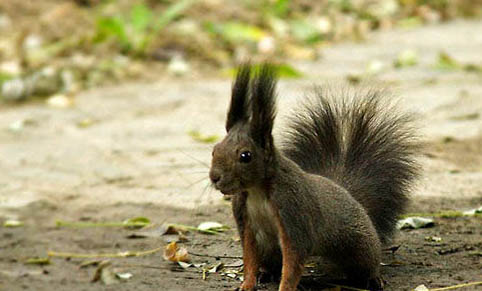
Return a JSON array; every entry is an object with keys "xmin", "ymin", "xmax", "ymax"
[{"xmin": 282, "ymin": 88, "xmax": 420, "ymax": 243}]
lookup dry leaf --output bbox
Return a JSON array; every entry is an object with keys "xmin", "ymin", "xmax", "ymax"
[
  {"xmin": 178, "ymin": 261, "xmax": 192, "ymax": 269},
  {"xmin": 92, "ymin": 261, "xmax": 113, "ymax": 284},
  {"xmin": 208, "ymin": 262, "xmax": 223, "ymax": 273},
  {"xmin": 396, "ymin": 217, "xmax": 434, "ymax": 229},
  {"xmin": 163, "ymin": 242, "xmax": 190, "ymax": 263},
  {"xmin": 116, "ymin": 272, "xmax": 133, "ymax": 280}
]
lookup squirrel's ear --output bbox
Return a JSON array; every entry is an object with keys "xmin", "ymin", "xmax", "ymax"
[
  {"xmin": 250, "ymin": 64, "xmax": 277, "ymax": 150},
  {"xmin": 226, "ymin": 64, "xmax": 251, "ymax": 132}
]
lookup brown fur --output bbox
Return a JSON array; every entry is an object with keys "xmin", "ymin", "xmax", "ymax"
[
  {"xmin": 210, "ymin": 64, "xmax": 419, "ymax": 291},
  {"xmin": 240, "ymin": 224, "xmax": 259, "ymax": 291}
]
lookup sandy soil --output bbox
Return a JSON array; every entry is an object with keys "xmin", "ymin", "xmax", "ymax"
[{"xmin": 0, "ymin": 20, "xmax": 481, "ymax": 290}]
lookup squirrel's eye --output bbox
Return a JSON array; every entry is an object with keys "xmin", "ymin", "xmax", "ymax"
[{"xmin": 239, "ymin": 151, "xmax": 252, "ymax": 163}]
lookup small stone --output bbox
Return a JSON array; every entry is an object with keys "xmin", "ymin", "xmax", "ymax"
[
  {"xmin": 29, "ymin": 67, "xmax": 62, "ymax": 97},
  {"xmin": 167, "ymin": 55, "xmax": 190, "ymax": 76},
  {"xmin": 0, "ymin": 61, "xmax": 21, "ymax": 75},
  {"xmin": 0, "ymin": 14, "xmax": 12, "ymax": 30},
  {"xmin": 366, "ymin": 60, "xmax": 385, "ymax": 75},
  {"xmin": 258, "ymin": 36, "xmax": 276, "ymax": 55},
  {"xmin": 46, "ymin": 94, "xmax": 73, "ymax": 108},
  {"xmin": 1, "ymin": 78, "xmax": 26, "ymax": 101},
  {"xmin": 315, "ymin": 17, "xmax": 332, "ymax": 34},
  {"xmin": 23, "ymin": 34, "xmax": 43, "ymax": 51}
]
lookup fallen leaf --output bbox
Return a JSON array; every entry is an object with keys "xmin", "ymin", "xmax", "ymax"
[
  {"xmin": 178, "ymin": 261, "xmax": 192, "ymax": 269},
  {"xmin": 425, "ymin": 236, "xmax": 442, "ymax": 242},
  {"xmin": 25, "ymin": 257, "xmax": 50, "ymax": 265},
  {"xmin": 159, "ymin": 223, "xmax": 184, "ymax": 235},
  {"xmin": 128, "ymin": 224, "xmax": 189, "ymax": 242},
  {"xmin": 346, "ymin": 73, "xmax": 362, "ymax": 85},
  {"xmin": 414, "ymin": 285, "xmax": 429, "ymax": 291},
  {"xmin": 463, "ymin": 206, "xmax": 482, "ymax": 216},
  {"xmin": 397, "ymin": 217, "xmax": 434, "ymax": 229},
  {"xmin": 77, "ymin": 118, "xmax": 96, "ymax": 128},
  {"xmin": 394, "ymin": 49, "xmax": 418, "ymax": 68},
  {"xmin": 383, "ymin": 245, "xmax": 401, "ymax": 254},
  {"xmin": 123, "ymin": 217, "xmax": 150, "ymax": 229},
  {"xmin": 3, "ymin": 219, "xmax": 24, "ymax": 227},
  {"xmin": 188, "ymin": 130, "xmax": 219, "ymax": 143},
  {"xmin": 115, "ymin": 272, "xmax": 133, "ymax": 280},
  {"xmin": 380, "ymin": 260, "xmax": 404, "ymax": 266},
  {"xmin": 163, "ymin": 242, "xmax": 190, "ymax": 263},
  {"xmin": 46, "ymin": 94, "xmax": 73, "ymax": 108},
  {"xmin": 450, "ymin": 113, "xmax": 479, "ymax": 121},
  {"xmin": 79, "ymin": 259, "xmax": 103, "ymax": 268},
  {"xmin": 197, "ymin": 221, "xmax": 229, "ymax": 234},
  {"xmin": 208, "ymin": 262, "xmax": 223, "ymax": 273},
  {"xmin": 7, "ymin": 119, "xmax": 36, "ymax": 133},
  {"xmin": 435, "ymin": 51, "xmax": 459, "ymax": 70},
  {"xmin": 92, "ymin": 261, "xmax": 118, "ymax": 285}
]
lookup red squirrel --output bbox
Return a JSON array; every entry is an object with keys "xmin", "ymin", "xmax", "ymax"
[{"xmin": 209, "ymin": 64, "xmax": 419, "ymax": 291}]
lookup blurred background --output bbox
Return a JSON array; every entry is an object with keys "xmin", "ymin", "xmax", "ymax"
[{"xmin": 0, "ymin": 0, "xmax": 481, "ymax": 102}]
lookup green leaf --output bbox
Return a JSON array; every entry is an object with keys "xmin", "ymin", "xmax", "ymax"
[
  {"xmin": 156, "ymin": 0, "xmax": 195, "ymax": 31},
  {"xmin": 197, "ymin": 221, "xmax": 230, "ymax": 234},
  {"xmin": 290, "ymin": 19, "xmax": 322, "ymax": 44},
  {"xmin": 206, "ymin": 21, "xmax": 265, "ymax": 43},
  {"xmin": 394, "ymin": 49, "xmax": 418, "ymax": 68},
  {"xmin": 276, "ymin": 63, "xmax": 304, "ymax": 78},
  {"xmin": 123, "ymin": 217, "xmax": 151, "ymax": 229},
  {"xmin": 3, "ymin": 219, "xmax": 24, "ymax": 227},
  {"xmin": 188, "ymin": 130, "xmax": 219, "ymax": 143},
  {"xmin": 398, "ymin": 17, "xmax": 422, "ymax": 29},
  {"xmin": 131, "ymin": 4, "xmax": 153, "ymax": 33},
  {"xmin": 94, "ymin": 17, "xmax": 130, "ymax": 50},
  {"xmin": 272, "ymin": 0, "xmax": 290, "ymax": 17},
  {"xmin": 435, "ymin": 51, "xmax": 460, "ymax": 71},
  {"xmin": 228, "ymin": 63, "xmax": 303, "ymax": 79}
]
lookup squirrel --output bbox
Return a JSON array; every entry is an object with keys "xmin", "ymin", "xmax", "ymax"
[{"xmin": 209, "ymin": 63, "xmax": 419, "ymax": 291}]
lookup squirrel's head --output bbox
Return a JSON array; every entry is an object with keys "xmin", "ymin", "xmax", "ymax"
[{"xmin": 209, "ymin": 64, "xmax": 277, "ymax": 195}]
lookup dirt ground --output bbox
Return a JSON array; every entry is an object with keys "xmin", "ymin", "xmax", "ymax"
[{"xmin": 1, "ymin": 20, "xmax": 481, "ymax": 290}]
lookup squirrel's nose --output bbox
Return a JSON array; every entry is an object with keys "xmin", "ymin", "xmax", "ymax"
[{"xmin": 210, "ymin": 170, "xmax": 221, "ymax": 184}]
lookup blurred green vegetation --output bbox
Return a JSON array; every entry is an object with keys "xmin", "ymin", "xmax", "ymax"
[{"xmin": 0, "ymin": 0, "xmax": 480, "ymax": 101}]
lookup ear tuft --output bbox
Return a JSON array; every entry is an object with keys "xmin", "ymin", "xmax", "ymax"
[
  {"xmin": 226, "ymin": 63, "xmax": 251, "ymax": 131},
  {"xmin": 250, "ymin": 64, "xmax": 278, "ymax": 149}
]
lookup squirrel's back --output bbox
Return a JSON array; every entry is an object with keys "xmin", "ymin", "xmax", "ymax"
[{"xmin": 282, "ymin": 88, "xmax": 420, "ymax": 243}]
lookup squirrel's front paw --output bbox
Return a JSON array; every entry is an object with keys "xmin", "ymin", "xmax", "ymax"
[{"xmin": 236, "ymin": 280, "xmax": 256, "ymax": 291}]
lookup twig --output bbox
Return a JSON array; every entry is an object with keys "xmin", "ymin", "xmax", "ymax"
[
  {"xmin": 48, "ymin": 246, "xmax": 162, "ymax": 259},
  {"xmin": 325, "ymin": 283, "xmax": 368, "ymax": 291},
  {"xmin": 55, "ymin": 221, "xmax": 148, "ymax": 228},
  {"xmin": 114, "ymin": 264, "xmax": 169, "ymax": 270},
  {"xmin": 429, "ymin": 281, "xmax": 482, "ymax": 291},
  {"xmin": 189, "ymin": 252, "xmax": 242, "ymax": 259},
  {"xmin": 169, "ymin": 223, "xmax": 224, "ymax": 235}
]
